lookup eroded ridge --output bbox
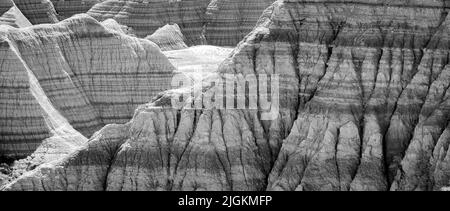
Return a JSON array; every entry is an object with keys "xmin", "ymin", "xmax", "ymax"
[
  {"xmin": 3, "ymin": 0, "xmax": 450, "ymax": 191},
  {"xmin": 0, "ymin": 0, "xmax": 32, "ymax": 27},
  {"xmin": 0, "ymin": 14, "xmax": 174, "ymax": 158}
]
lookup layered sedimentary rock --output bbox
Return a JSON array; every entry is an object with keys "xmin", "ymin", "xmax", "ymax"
[
  {"xmin": 205, "ymin": 0, "xmax": 274, "ymax": 46},
  {"xmin": 0, "ymin": 0, "xmax": 32, "ymax": 27},
  {"xmin": 13, "ymin": 0, "xmax": 59, "ymax": 24},
  {"xmin": 51, "ymin": 0, "xmax": 101, "ymax": 20},
  {"xmin": 4, "ymin": 0, "xmax": 450, "ymax": 191},
  {"xmin": 86, "ymin": 0, "xmax": 275, "ymax": 46},
  {"xmin": 146, "ymin": 24, "xmax": 188, "ymax": 51},
  {"xmin": 0, "ymin": 14, "xmax": 174, "ymax": 159},
  {"xmin": 87, "ymin": 0, "xmax": 211, "ymax": 45}
]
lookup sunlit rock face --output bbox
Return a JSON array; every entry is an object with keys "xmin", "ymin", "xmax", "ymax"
[
  {"xmin": 146, "ymin": 24, "xmax": 188, "ymax": 51},
  {"xmin": 0, "ymin": 14, "xmax": 174, "ymax": 159},
  {"xmin": 0, "ymin": 0, "xmax": 32, "ymax": 27},
  {"xmin": 3, "ymin": 0, "xmax": 450, "ymax": 191},
  {"xmin": 12, "ymin": 0, "xmax": 59, "ymax": 24}
]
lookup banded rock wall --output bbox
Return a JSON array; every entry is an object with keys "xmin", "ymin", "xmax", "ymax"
[
  {"xmin": 0, "ymin": 14, "xmax": 174, "ymax": 158},
  {"xmin": 86, "ymin": 0, "xmax": 276, "ymax": 46},
  {"xmin": 13, "ymin": 0, "xmax": 59, "ymax": 24},
  {"xmin": 87, "ymin": 0, "xmax": 211, "ymax": 45},
  {"xmin": 205, "ymin": 0, "xmax": 274, "ymax": 46},
  {"xmin": 0, "ymin": 0, "xmax": 32, "ymax": 27},
  {"xmin": 4, "ymin": 0, "xmax": 450, "ymax": 191}
]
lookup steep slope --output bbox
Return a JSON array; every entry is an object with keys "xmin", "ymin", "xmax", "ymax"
[
  {"xmin": 0, "ymin": 14, "xmax": 174, "ymax": 159},
  {"xmin": 13, "ymin": 0, "xmax": 59, "ymax": 24},
  {"xmin": 4, "ymin": 0, "xmax": 450, "ymax": 191},
  {"xmin": 146, "ymin": 24, "xmax": 188, "ymax": 51},
  {"xmin": 0, "ymin": 0, "xmax": 32, "ymax": 27}
]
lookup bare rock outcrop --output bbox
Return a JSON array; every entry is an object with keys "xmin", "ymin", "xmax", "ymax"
[
  {"xmin": 205, "ymin": 0, "xmax": 274, "ymax": 46},
  {"xmin": 87, "ymin": 0, "xmax": 211, "ymax": 45},
  {"xmin": 13, "ymin": 0, "xmax": 59, "ymax": 24},
  {"xmin": 0, "ymin": 0, "xmax": 32, "ymax": 27},
  {"xmin": 3, "ymin": 0, "xmax": 450, "ymax": 191},
  {"xmin": 51, "ymin": 0, "xmax": 102, "ymax": 20},
  {"xmin": 0, "ymin": 14, "xmax": 174, "ymax": 159},
  {"xmin": 86, "ymin": 0, "xmax": 276, "ymax": 46},
  {"xmin": 146, "ymin": 24, "xmax": 188, "ymax": 51}
]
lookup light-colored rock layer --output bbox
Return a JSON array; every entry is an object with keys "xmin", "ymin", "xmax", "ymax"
[
  {"xmin": 0, "ymin": 14, "xmax": 174, "ymax": 158},
  {"xmin": 164, "ymin": 45, "xmax": 233, "ymax": 80},
  {"xmin": 146, "ymin": 24, "xmax": 188, "ymax": 51},
  {"xmin": 4, "ymin": 0, "xmax": 450, "ymax": 191},
  {"xmin": 101, "ymin": 18, "xmax": 133, "ymax": 35},
  {"xmin": 0, "ymin": 0, "xmax": 32, "ymax": 27},
  {"xmin": 13, "ymin": 0, "xmax": 59, "ymax": 24}
]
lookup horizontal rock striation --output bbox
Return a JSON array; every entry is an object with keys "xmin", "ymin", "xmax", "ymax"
[
  {"xmin": 4, "ymin": 0, "xmax": 450, "ymax": 191},
  {"xmin": 13, "ymin": 0, "xmax": 59, "ymax": 24},
  {"xmin": 86, "ymin": 0, "xmax": 276, "ymax": 46},
  {"xmin": 87, "ymin": 0, "xmax": 211, "ymax": 45},
  {"xmin": 0, "ymin": 14, "xmax": 174, "ymax": 159},
  {"xmin": 205, "ymin": 0, "xmax": 274, "ymax": 46},
  {"xmin": 0, "ymin": 0, "xmax": 32, "ymax": 27},
  {"xmin": 146, "ymin": 24, "xmax": 188, "ymax": 51},
  {"xmin": 51, "ymin": 0, "xmax": 102, "ymax": 20}
]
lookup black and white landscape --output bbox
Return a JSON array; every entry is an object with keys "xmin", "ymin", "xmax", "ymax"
[{"xmin": 1, "ymin": 0, "xmax": 450, "ymax": 191}]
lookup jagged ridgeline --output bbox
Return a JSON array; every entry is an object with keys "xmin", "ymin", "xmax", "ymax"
[{"xmin": 2, "ymin": 0, "xmax": 450, "ymax": 191}]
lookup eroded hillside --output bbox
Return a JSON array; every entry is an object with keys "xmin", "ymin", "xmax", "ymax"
[{"xmin": 2, "ymin": 0, "xmax": 450, "ymax": 191}]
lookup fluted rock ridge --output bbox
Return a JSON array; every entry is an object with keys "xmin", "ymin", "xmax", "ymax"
[
  {"xmin": 4, "ymin": 0, "xmax": 450, "ymax": 191},
  {"xmin": 0, "ymin": 14, "xmax": 174, "ymax": 159}
]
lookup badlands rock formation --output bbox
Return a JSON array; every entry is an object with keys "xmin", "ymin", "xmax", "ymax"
[
  {"xmin": 86, "ymin": 0, "xmax": 275, "ymax": 46},
  {"xmin": 13, "ymin": 0, "xmax": 59, "ymax": 24},
  {"xmin": 87, "ymin": 0, "xmax": 211, "ymax": 45},
  {"xmin": 51, "ymin": 0, "xmax": 101, "ymax": 20},
  {"xmin": 146, "ymin": 24, "xmax": 188, "ymax": 51},
  {"xmin": 2, "ymin": 0, "xmax": 450, "ymax": 191},
  {"xmin": 0, "ymin": 0, "xmax": 32, "ymax": 27},
  {"xmin": 0, "ymin": 14, "xmax": 174, "ymax": 159},
  {"xmin": 205, "ymin": 0, "xmax": 274, "ymax": 46}
]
